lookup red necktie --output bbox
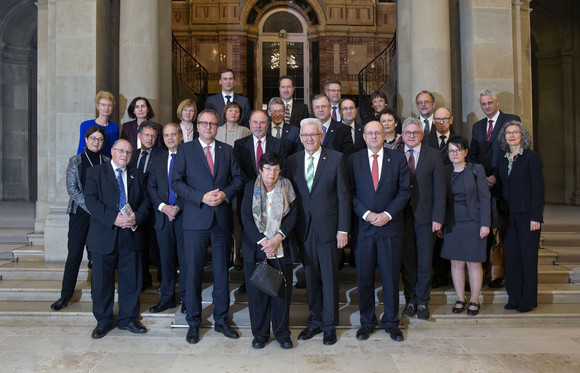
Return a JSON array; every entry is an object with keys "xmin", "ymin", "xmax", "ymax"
[
  {"xmin": 256, "ymin": 139, "xmax": 263, "ymax": 173},
  {"xmin": 205, "ymin": 145, "xmax": 214, "ymax": 176},
  {"xmin": 371, "ymin": 154, "xmax": 379, "ymax": 191},
  {"xmin": 331, "ymin": 106, "xmax": 337, "ymax": 121},
  {"xmin": 486, "ymin": 119, "xmax": 494, "ymax": 142}
]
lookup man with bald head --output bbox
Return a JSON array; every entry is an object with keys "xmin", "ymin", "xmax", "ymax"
[
  {"xmin": 426, "ymin": 107, "xmax": 455, "ymax": 165},
  {"xmin": 348, "ymin": 121, "xmax": 410, "ymax": 342}
]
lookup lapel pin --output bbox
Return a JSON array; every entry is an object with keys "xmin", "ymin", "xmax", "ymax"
[
  {"xmin": 388, "ymin": 158, "xmax": 391, "ymax": 162},
  {"xmin": 323, "ymin": 157, "xmax": 327, "ymax": 160}
]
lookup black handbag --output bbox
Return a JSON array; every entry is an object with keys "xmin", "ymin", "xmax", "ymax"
[{"xmin": 249, "ymin": 258, "xmax": 286, "ymax": 297}]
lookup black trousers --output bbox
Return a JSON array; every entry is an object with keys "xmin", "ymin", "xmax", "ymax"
[
  {"xmin": 244, "ymin": 257, "xmax": 292, "ymax": 340},
  {"xmin": 356, "ymin": 234, "xmax": 402, "ymax": 329},
  {"xmin": 141, "ymin": 214, "xmax": 161, "ymax": 285},
  {"xmin": 155, "ymin": 214, "xmax": 185, "ymax": 306},
  {"xmin": 503, "ymin": 212, "xmax": 540, "ymax": 309},
  {"xmin": 60, "ymin": 209, "xmax": 91, "ymax": 300}
]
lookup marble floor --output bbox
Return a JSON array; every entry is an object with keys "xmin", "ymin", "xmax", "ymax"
[{"xmin": 1, "ymin": 324, "xmax": 580, "ymax": 372}]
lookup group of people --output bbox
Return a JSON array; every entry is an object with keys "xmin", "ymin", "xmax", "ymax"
[{"xmin": 53, "ymin": 69, "xmax": 544, "ymax": 349}]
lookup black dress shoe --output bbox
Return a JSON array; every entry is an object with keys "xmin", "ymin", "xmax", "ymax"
[
  {"xmin": 50, "ymin": 297, "xmax": 69, "ymax": 311},
  {"xmin": 149, "ymin": 303, "xmax": 176, "ymax": 313},
  {"xmin": 186, "ymin": 326, "xmax": 199, "ymax": 344},
  {"xmin": 238, "ymin": 283, "xmax": 246, "ymax": 294},
  {"xmin": 323, "ymin": 330, "xmax": 337, "ymax": 345},
  {"xmin": 252, "ymin": 336, "xmax": 268, "ymax": 349},
  {"xmin": 356, "ymin": 327, "xmax": 373, "ymax": 341},
  {"xmin": 180, "ymin": 303, "xmax": 186, "ymax": 314},
  {"xmin": 504, "ymin": 303, "xmax": 518, "ymax": 310},
  {"xmin": 277, "ymin": 337, "xmax": 293, "ymax": 349},
  {"xmin": 141, "ymin": 282, "xmax": 152, "ymax": 292},
  {"xmin": 118, "ymin": 320, "xmax": 148, "ymax": 334},
  {"xmin": 295, "ymin": 280, "xmax": 307, "ymax": 289},
  {"xmin": 517, "ymin": 306, "xmax": 532, "ymax": 313},
  {"xmin": 452, "ymin": 300, "xmax": 466, "ymax": 313},
  {"xmin": 215, "ymin": 323, "xmax": 240, "ymax": 339},
  {"xmin": 297, "ymin": 327, "xmax": 322, "ymax": 340},
  {"xmin": 417, "ymin": 305, "xmax": 430, "ymax": 320},
  {"xmin": 91, "ymin": 324, "xmax": 113, "ymax": 339},
  {"xmin": 488, "ymin": 278, "xmax": 503, "ymax": 288},
  {"xmin": 401, "ymin": 303, "xmax": 416, "ymax": 317},
  {"xmin": 386, "ymin": 327, "xmax": 404, "ymax": 342}
]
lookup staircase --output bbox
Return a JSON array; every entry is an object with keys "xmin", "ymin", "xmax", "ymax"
[{"xmin": 172, "ymin": 34, "xmax": 208, "ymax": 116}]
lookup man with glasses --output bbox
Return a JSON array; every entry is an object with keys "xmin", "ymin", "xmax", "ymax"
[
  {"xmin": 400, "ymin": 118, "xmax": 446, "ymax": 321},
  {"xmin": 348, "ymin": 121, "xmax": 410, "ymax": 342},
  {"xmin": 415, "ymin": 90, "xmax": 436, "ymax": 136},
  {"xmin": 287, "ymin": 118, "xmax": 351, "ymax": 346},
  {"xmin": 340, "ymin": 98, "xmax": 366, "ymax": 153},
  {"xmin": 312, "ymin": 94, "xmax": 353, "ymax": 155},
  {"xmin": 84, "ymin": 139, "xmax": 151, "ymax": 339},
  {"xmin": 171, "ymin": 109, "xmax": 244, "ymax": 344},
  {"xmin": 279, "ymin": 75, "xmax": 309, "ymax": 128},
  {"xmin": 267, "ymin": 97, "xmax": 302, "ymax": 155},
  {"xmin": 325, "ymin": 80, "xmax": 343, "ymax": 122}
]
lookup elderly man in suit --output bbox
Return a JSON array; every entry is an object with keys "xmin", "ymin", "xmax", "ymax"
[
  {"xmin": 268, "ymin": 97, "xmax": 302, "ymax": 155},
  {"xmin": 312, "ymin": 94, "xmax": 353, "ymax": 155},
  {"xmin": 471, "ymin": 89, "xmax": 521, "ymax": 288},
  {"xmin": 400, "ymin": 118, "xmax": 446, "ymax": 320},
  {"xmin": 147, "ymin": 123, "xmax": 185, "ymax": 314},
  {"xmin": 349, "ymin": 121, "xmax": 410, "ymax": 341},
  {"xmin": 84, "ymin": 139, "xmax": 150, "ymax": 339},
  {"xmin": 205, "ymin": 69, "xmax": 252, "ymax": 127},
  {"xmin": 415, "ymin": 90, "xmax": 436, "ymax": 136},
  {"xmin": 287, "ymin": 118, "xmax": 351, "ymax": 346},
  {"xmin": 171, "ymin": 109, "xmax": 244, "ymax": 344},
  {"xmin": 279, "ymin": 75, "xmax": 309, "ymax": 128}
]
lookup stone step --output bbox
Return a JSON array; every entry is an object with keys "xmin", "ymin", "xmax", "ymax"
[
  {"xmin": 546, "ymin": 246, "xmax": 580, "ymax": 263},
  {"xmin": 542, "ymin": 232, "xmax": 580, "ymax": 247},
  {"xmin": 538, "ymin": 248, "xmax": 558, "ymax": 265},
  {"xmin": 557, "ymin": 262, "xmax": 580, "ymax": 283},
  {"xmin": 12, "ymin": 245, "xmax": 44, "ymax": 262},
  {"xmin": 0, "ymin": 227, "xmax": 33, "ymax": 243},
  {"xmin": 26, "ymin": 233, "xmax": 44, "ymax": 246}
]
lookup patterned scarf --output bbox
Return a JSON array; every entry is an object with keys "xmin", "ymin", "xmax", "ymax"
[{"xmin": 252, "ymin": 174, "xmax": 296, "ymax": 238}]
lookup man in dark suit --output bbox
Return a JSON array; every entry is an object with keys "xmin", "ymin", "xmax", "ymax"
[
  {"xmin": 267, "ymin": 97, "xmax": 302, "ymax": 155},
  {"xmin": 470, "ymin": 89, "xmax": 521, "ymax": 287},
  {"xmin": 128, "ymin": 121, "xmax": 163, "ymax": 290},
  {"xmin": 312, "ymin": 94, "xmax": 353, "ymax": 155},
  {"xmin": 400, "ymin": 118, "xmax": 446, "ymax": 320},
  {"xmin": 340, "ymin": 98, "xmax": 366, "ymax": 153},
  {"xmin": 205, "ymin": 69, "xmax": 252, "ymax": 127},
  {"xmin": 84, "ymin": 139, "xmax": 150, "ymax": 339},
  {"xmin": 171, "ymin": 109, "xmax": 244, "ymax": 344},
  {"xmin": 415, "ymin": 90, "xmax": 436, "ymax": 136},
  {"xmin": 279, "ymin": 75, "xmax": 309, "ymax": 128},
  {"xmin": 349, "ymin": 121, "xmax": 410, "ymax": 342},
  {"xmin": 325, "ymin": 80, "xmax": 343, "ymax": 122},
  {"xmin": 287, "ymin": 118, "xmax": 351, "ymax": 346},
  {"xmin": 147, "ymin": 123, "xmax": 185, "ymax": 314}
]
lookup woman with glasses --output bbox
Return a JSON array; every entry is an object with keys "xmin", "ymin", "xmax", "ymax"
[
  {"xmin": 52, "ymin": 126, "xmax": 109, "ymax": 311},
  {"xmin": 77, "ymin": 91, "xmax": 119, "ymax": 157},
  {"xmin": 379, "ymin": 108, "xmax": 403, "ymax": 151},
  {"xmin": 177, "ymin": 98, "xmax": 198, "ymax": 143},
  {"xmin": 121, "ymin": 97, "xmax": 163, "ymax": 149},
  {"xmin": 440, "ymin": 135, "xmax": 490, "ymax": 316},
  {"xmin": 497, "ymin": 121, "xmax": 543, "ymax": 313}
]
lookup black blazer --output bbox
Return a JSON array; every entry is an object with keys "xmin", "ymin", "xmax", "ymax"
[
  {"xmin": 425, "ymin": 127, "xmax": 455, "ymax": 165},
  {"xmin": 268, "ymin": 122, "xmax": 303, "ymax": 156},
  {"xmin": 470, "ymin": 111, "xmax": 521, "ymax": 176},
  {"xmin": 287, "ymin": 148, "xmax": 351, "ymax": 242},
  {"xmin": 406, "ymin": 146, "xmax": 446, "ymax": 225},
  {"xmin": 346, "ymin": 121, "xmax": 367, "ymax": 153},
  {"xmin": 497, "ymin": 149, "xmax": 544, "ymax": 222},
  {"xmin": 84, "ymin": 163, "xmax": 150, "ymax": 254},
  {"xmin": 240, "ymin": 180, "xmax": 298, "ymax": 264},
  {"xmin": 205, "ymin": 93, "xmax": 252, "ymax": 127},
  {"xmin": 322, "ymin": 119, "xmax": 354, "ymax": 155},
  {"xmin": 171, "ymin": 139, "xmax": 243, "ymax": 231},
  {"xmin": 147, "ymin": 151, "xmax": 184, "ymax": 231},
  {"xmin": 443, "ymin": 163, "xmax": 491, "ymax": 229},
  {"xmin": 120, "ymin": 119, "xmax": 164, "ymax": 150},
  {"xmin": 288, "ymin": 100, "xmax": 310, "ymax": 128},
  {"xmin": 128, "ymin": 147, "xmax": 164, "ymax": 174},
  {"xmin": 233, "ymin": 135, "xmax": 284, "ymax": 184},
  {"xmin": 348, "ymin": 148, "xmax": 410, "ymax": 237}
]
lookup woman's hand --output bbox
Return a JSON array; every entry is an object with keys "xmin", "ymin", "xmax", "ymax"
[
  {"xmin": 530, "ymin": 221, "xmax": 541, "ymax": 231},
  {"xmin": 480, "ymin": 226, "xmax": 490, "ymax": 239}
]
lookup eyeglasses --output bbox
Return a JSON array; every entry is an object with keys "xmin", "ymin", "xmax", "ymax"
[
  {"xmin": 448, "ymin": 149, "xmax": 464, "ymax": 155},
  {"xmin": 416, "ymin": 100, "xmax": 432, "ymax": 105},
  {"xmin": 198, "ymin": 121, "xmax": 218, "ymax": 128},
  {"xmin": 262, "ymin": 166, "xmax": 281, "ymax": 174},
  {"xmin": 403, "ymin": 131, "xmax": 421, "ymax": 137},
  {"xmin": 326, "ymin": 89, "xmax": 341, "ymax": 93},
  {"xmin": 506, "ymin": 130, "xmax": 522, "ymax": 136},
  {"xmin": 87, "ymin": 136, "xmax": 104, "ymax": 143},
  {"xmin": 269, "ymin": 109, "xmax": 284, "ymax": 114},
  {"xmin": 99, "ymin": 103, "xmax": 113, "ymax": 108},
  {"xmin": 300, "ymin": 133, "xmax": 321, "ymax": 139},
  {"xmin": 112, "ymin": 148, "xmax": 132, "ymax": 155},
  {"xmin": 364, "ymin": 131, "xmax": 383, "ymax": 137},
  {"xmin": 434, "ymin": 117, "xmax": 451, "ymax": 122},
  {"xmin": 313, "ymin": 105, "xmax": 329, "ymax": 110}
]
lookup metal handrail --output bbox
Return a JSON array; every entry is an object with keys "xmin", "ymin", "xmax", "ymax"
[{"xmin": 172, "ymin": 34, "xmax": 208, "ymax": 108}]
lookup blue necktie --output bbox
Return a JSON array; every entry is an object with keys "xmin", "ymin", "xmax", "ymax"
[
  {"xmin": 116, "ymin": 168, "xmax": 126, "ymax": 211},
  {"xmin": 168, "ymin": 154, "xmax": 176, "ymax": 205}
]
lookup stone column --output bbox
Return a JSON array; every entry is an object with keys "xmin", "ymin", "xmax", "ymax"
[{"xmin": 118, "ymin": 0, "xmax": 172, "ymax": 125}]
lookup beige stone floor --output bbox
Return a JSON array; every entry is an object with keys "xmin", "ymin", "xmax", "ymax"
[{"xmin": 1, "ymin": 324, "xmax": 580, "ymax": 372}]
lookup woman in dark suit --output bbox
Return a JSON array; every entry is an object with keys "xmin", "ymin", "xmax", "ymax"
[
  {"xmin": 497, "ymin": 121, "xmax": 544, "ymax": 313},
  {"xmin": 121, "ymin": 96, "xmax": 163, "ymax": 149},
  {"xmin": 51, "ymin": 126, "xmax": 109, "ymax": 311},
  {"xmin": 241, "ymin": 150, "xmax": 297, "ymax": 349},
  {"xmin": 440, "ymin": 136, "xmax": 490, "ymax": 316}
]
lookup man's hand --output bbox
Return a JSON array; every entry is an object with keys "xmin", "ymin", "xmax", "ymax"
[
  {"xmin": 114, "ymin": 212, "xmax": 134, "ymax": 229},
  {"xmin": 202, "ymin": 189, "xmax": 226, "ymax": 206},
  {"xmin": 370, "ymin": 212, "xmax": 391, "ymax": 227},
  {"xmin": 337, "ymin": 232, "xmax": 348, "ymax": 249},
  {"xmin": 487, "ymin": 175, "xmax": 497, "ymax": 188},
  {"xmin": 530, "ymin": 221, "xmax": 541, "ymax": 231},
  {"xmin": 161, "ymin": 205, "xmax": 180, "ymax": 221},
  {"xmin": 432, "ymin": 221, "xmax": 442, "ymax": 232}
]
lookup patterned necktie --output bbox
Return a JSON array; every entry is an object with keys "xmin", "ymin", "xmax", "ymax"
[
  {"xmin": 116, "ymin": 168, "xmax": 126, "ymax": 211},
  {"xmin": 306, "ymin": 155, "xmax": 314, "ymax": 192},
  {"xmin": 423, "ymin": 119, "xmax": 430, "ymax": 136},
  {"xmin": 274, "ymin": 125, "xmax": 281, "ymax": 139},
  {"xmin": 371, "ymin": 154, "xmax": 379, "ymax": 191},
  {"xmin": 225, "ymin": 95, "xmax": 231, "ymax": 104},
  {"xmin": 331, "ymin": 106, "xmax": 338, "ymax": 121},
  {"xmin": 486, "ymin": 119, "xmax": 494, "ymax": 142},
  {"xmin": 407, "ymin": 149, "xmax": 415, "ymax": 176},
  {"xmin": 322, "ymin": 125, "xmax": 327, "ymax": 144},
  {"xmin": 168, "ymin": 153, "xmax": 176, "ymax": 205},
  {"xmin": 284, "ymin": 104, "xmax": 291, "ymax": 125},
  {"xmin": 137, "ymin": 150, "xmax": 148, "ymax": 173},
  {"xmin": 205, "ymin": 145, "xmax": 214, "ymax": 176},
  {"xmin": 256, "ymin": 139, "xmax": 263, "ymax": 173},
  {"xmin": 439, "ymin": 135, "xmax": 447, "ymax": 156}
]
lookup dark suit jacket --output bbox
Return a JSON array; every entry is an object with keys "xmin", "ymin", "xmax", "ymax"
[
  {"xmin": 268, "ymin": 122, "xmax": 303, "ymax": 156},
  {"xmin": 120, "ymin": 119, "xmax": 164, "ymax": 150},
  {"xmin": 147, "ymin": 151, "xmax": 184, "ymax": 231},
  {"xmin": 350, "ymin": 122, "xmax": 367, "ymax": 153},
  {"xmin": 288, "ymin": 100, "xmax": 310, "ymax": 128},
  {"xmin": 322, "ymin": 119, "xmax": 354, "ymax": 155},
  {"xmin": 443, "ymin": 163, "xmax": 491, "ymax": 228},
  {"xmin": 426, "ymin": 127, "xmax": 455, "ymax": 165},
  {"xmin": 240, "ymin": 180, "xmax": 298, "ymax": 264},
  {"xmin": 406, "ymin": 146, "xmax": 446, "ymax": 225},
  {"xmin": 497, "ymin": 149, "xmax": 544, "ymax": 222},
  {"xmin": 205, "ymin": 93, "xmax": 252, "ymax": 127},
  {"xmin": 348, "ymin": 148, "xmax": 410, "ymax": 237},
  {"xmin": 128, "ymin": 147, "xmax": 164, "ymax": 174},
  {"xmin": 84, "ymin": 163, "xmax": 150, "ymax": 254},
  {"xmin": 287, "ymin": 148, "xmax": 351, "ymax": 242},
  {"xmin": 233, "ymin": 135, "xmax": 284, "ymax": 184},
  {"xmin": 171, "ymin": 139, "xmax": 243, "ymax": 230},
  {"xmin": 470, "ymin": 111, "xmax": 521, "ymax": 176}
]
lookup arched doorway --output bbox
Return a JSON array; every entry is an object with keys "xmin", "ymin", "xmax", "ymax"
[{"xmin": 257, "ymin": 9, "xmax": 309, "ymax": 109}]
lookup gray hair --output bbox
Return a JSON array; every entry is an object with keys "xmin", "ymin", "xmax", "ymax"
[
  {"xmin": 312, "ymin": 94, "xmax": 330, "ymax": 107},
  {"xmin": 498, "ymin": 120, "xmax": 532, "ymax": 151},
  {"xmin": 268, "ymin": 97, "xmax": 285, "ymax": 110},
  {"xmin": 197, "ymin": 109, "xmax": 218, "ymax": 123},
  {"xmin": 479, "ymin": 89, "xmax": 497, "ymax": 100},
  {"xmin": 300, "ymin": 118, "xmax": 323, "ymax": 133},
  {"xmin": 402, "ymin": 117, "xmax": 421, "ymax": 132}
]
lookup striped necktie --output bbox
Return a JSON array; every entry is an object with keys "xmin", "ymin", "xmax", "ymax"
[{"xmin": 306, "ymin": 156, "xmax": 314, "ymax": 192}]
